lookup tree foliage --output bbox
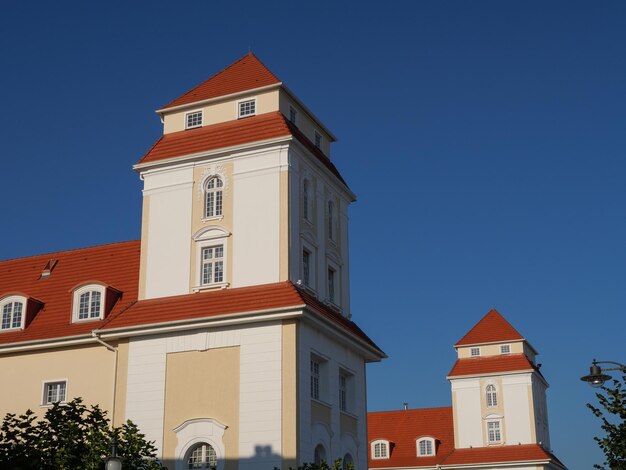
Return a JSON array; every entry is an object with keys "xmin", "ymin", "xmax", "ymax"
[
  {"xmin": 587, "ymin": 373, "xmax": 626, "ymax": 469},
  {"xmin": 278, "ymin": 459, "xmax": 352, "ymax": 470},
  {"xmin": 0, "ymin": 398, "xmax": 163, "ymax": 470}
]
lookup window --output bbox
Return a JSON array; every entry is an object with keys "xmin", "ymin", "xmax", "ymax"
[
  {"xmin": 342, "ymin": 453, "xmax": 354, "ymax": 470},
  {"xmin": 327, "ymin": 200, "xmax": 334, "ymax": 240},
  {"xmin": 303, "ymin": 179, "xmax": 311, "ymax": 221},
  {"xmin": 311, "ymin": 359, "xmax": 320, "ymax": 400},
  {"xmin": 328, "ymin": 267, "xmax": 336, "ymax": 304},
  {"xmin": 289, "ymin": 106, "xmax": 297, "ymax": 124},
  {"xmin": 487, "ymin": 420, "xmax": 502, "ymax": 443},
  {"xmin": 302, "ymin": 249, "xmax": 311, "ymax": 287},
  {"xmin": 43, "ymin": 381, "xmax": 67, "ymax": 405},
  {"xmin": 339, "ymin": 373, "xmax": 347, "ymax": 411},
  {"xmin": 238, "ymin": 99, "xmax": 256, "ymax": 118},
  {"xmin": 470, "ymin": 347, "xmax": 480, "ymax": 357},
  {"xmin": 314, "ymin": 444, "xmax": 327, "ymax": 466},
  {"xmin": 187, "ymin": 442, "xmax": 217, "ymax": 469},
  {"xmin": 500, "ymin": 344, "xmax": 511, "ymax": 354},
  {"xmin": 1, "ymin": 299, "xmax": 24, "ymax": 330},
  {"xmin": 417, "ymin": 438, "xmax": 435, "ymax": 456},
  {"xmin": 72, "ymin": 285, "xmax": 105, "ymax": 322},
  {"xmin": 486, "ymin": 384, "xmax": 498, "ymax": 407},
  {"xmin": 371, "ymin": 440, "xmax": 389, "ymax": 459},
  {"xmin": 204, "ymin": 176, "xmax": 223, "ymax": 219},
  {"xmin": 186, "ymin": 110, "xmax": 203, "ymax": 129},
  {"xmin": 315, "ymin": 131, "xmax": 322, "ymax": 149},
  {"xmin": 201, "ymin": 245, "xmax": 224, "ymax": 286}
]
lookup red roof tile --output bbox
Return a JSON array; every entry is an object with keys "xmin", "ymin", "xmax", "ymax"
[
  {"xmin": 161, "ymin": 53, "xmax": 281, "ymax": 110},
  {"xmin": 368, "ymin": 407, "xmax": 454, "ymax": 468},
  {"xmin": 0, "ymin": 241, "xmax": 140, "ymax": 346},
  {"xmin": 137, "ymin": 112, "xmax": 348, "ymax": 187},
  {"xmin": 456, "ymin": 309, "xmax": 524, "ymax": 346},
  {"xmin": 443, "ymin": 443, "xmax": 557, "ymax": 466},
  {"xmin": 448, "ymin": 353, "xmax": 535, "ymax": 377}
]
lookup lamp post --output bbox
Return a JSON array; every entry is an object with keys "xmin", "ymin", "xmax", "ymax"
[
  {"xmin": 580, "ymin": 359, "xmax": 626, "ymax": 387},
  {"xmin": 105, "ymin": 438, "xmax": 123, "ymax": 470}
]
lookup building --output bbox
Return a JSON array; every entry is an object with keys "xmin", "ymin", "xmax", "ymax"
[
  {"xmin": 367, "ymin": 309, "xmax": 567, "ymax": 470},
  {"xmin": 0, "ymin": 54, "xmax": 385, "ymax": 470}
]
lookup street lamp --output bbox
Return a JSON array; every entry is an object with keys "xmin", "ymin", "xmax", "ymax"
[
  {"xmin": 105, "ymin": 438, "xmax": 123, "ymax": 470},
  {"xmin": 580, "ymin": 359, "xmax": 626, "ymax": 388}
]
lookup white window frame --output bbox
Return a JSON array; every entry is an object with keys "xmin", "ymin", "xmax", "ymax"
[
  {"xmin": 289, "ymin": 105, "xmax": 298, "ymax": 125},
  {"xmin": 203, "ymin": 175, "xmax": 224, "ymax": 221},
  {"xmin": 500, "ymin": 344, "xmax": 511, "ymax": 354},
  {"xmin": 486, "ymin": 419, "xmax": 503, "ymax": 444},
  {"xmin": 371, "ymin": 440, "xmax": 390, "ymax": 459},
  {"xmin": 237, "ymin": 98, "xmax": 256, "ymax": 118},
  {"xmin": 0, "ymin": 295, "xmax": 27, "ymax": 331},
  {"xmin": 193, "ymin": 227, "xmax": 231, "ymax": 291},
  {"xmin": 72, "ymin": 285, "xmax": 105, "ymax": 322},
  {"xmin": 416, "ymin": 437, "xmax": 436, "ymax": 456},
  {"xmin": 185, "ymin": 109, "xmax": 203, "ymax": 129},
  {"xmin": 470, "ymin": 347, "xmax": 481, "ymax": 357},
  {"xmin": 300, "ymin": 241, "xmax": 317, "ymax": 291},
  {"xmin": 41, "ymin": 379, "xmax": 68, "ymax": 407},
  {"xmin": 486, "ymin": 384, "xmax": 498, "ymax": 407},
  {"xmin": 174, "ymin": 418, "xmax": 226, "ymax": 470}
]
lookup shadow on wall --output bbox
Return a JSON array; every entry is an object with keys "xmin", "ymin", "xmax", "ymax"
[{"xmin": 163, "ymin": 444, "xmax": 296, "ymax": 470}]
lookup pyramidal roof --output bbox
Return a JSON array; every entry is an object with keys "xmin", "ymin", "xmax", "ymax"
[
  {"xmin": 161, "ymin": 53, "xmax": 281, "ymax": 110},
  {"xmin": 455, "ymin": 309, "xmax": 524, "ymax": 346}
]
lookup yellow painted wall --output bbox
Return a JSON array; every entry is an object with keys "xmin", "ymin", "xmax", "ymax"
[
  {"xmin": 457, "ymin": 341, "xmax": 524, "ymax": 358},
  {"xmin": 282, "ymin": 320, "xmax": 298, "ymax": 469},
  {"xmin": 162, "ymin": 347, "xmax": 240, "ymax": 470}
]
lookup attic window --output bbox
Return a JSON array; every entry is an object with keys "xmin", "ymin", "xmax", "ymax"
[
  {"xmin": 238, "ymin": 99, "xmax": 256, "ymax": 118},
  {"xmin": 470, "ymin": 347, "xmax": 480, "ymax": 357},
  {"xmin": 289, "ymin": 106, "xmax": 297, "ymax": 124},
  {"xmin": 417, "ymin": 437, "xmax": 436, "ymax": 456},
  {"xmin": 314, "ymin": 131, "xmax": 322, "ymax": 149},
  {"xmin": 1, "ymin": 295, "xmax": 26, "ymax": 331},
  {"xmin": 371, "ymin": 440, "xmax": 390, "ymax": 459},
  {"xmin": 71, "ymin": 284, "xmax": 120, "ymax": 322},
  {"xmin": 500, "ymin": 344, "xmax": 511, "ymax": 354},
  {"xmin": 186, "ymin": 111, "xmax": 203, "ymax": 129}
]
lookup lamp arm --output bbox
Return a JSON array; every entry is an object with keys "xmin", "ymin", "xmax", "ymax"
[{"xmin": 593, "ymin": 360, "xmax": 626, "ymax": 371}]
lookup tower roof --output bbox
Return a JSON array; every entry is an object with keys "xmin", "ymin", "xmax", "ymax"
[
  {"xmin": 455, "ymin": 309, "xmax": 524, "ymax": 346},
  {"xmin": 160, "ymin": 53, "xmax": 281, "ymax": 110}
]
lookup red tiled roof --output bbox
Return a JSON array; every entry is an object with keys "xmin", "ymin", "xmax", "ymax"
[
  {"xmin": 161, "ymin": 53, "xmax": 281, "ymax": 110},
  {"xmin": 0, "ymin": 241, "xmax": 140, "ymax": 346},
  {"xmin": 456, "ymin": 309, "xmax": 524, "ymax": 346},
  {"xmin": 443, "ymin": 443, "xmax": 557, "ymax": 466},
  {"xmin": 138, "ymin": 112, "xmax": 348, "ymax": 187},
  {"xmin": 448, "ymin": 353, "xmax": 535, "ymax": 378},
  {"xmin": 368, "ymin": 407, "xmax": 454, "ymax": 468}
]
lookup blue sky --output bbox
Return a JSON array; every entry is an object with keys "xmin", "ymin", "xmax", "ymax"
[{"xmin": 1, "ymin": 1, "xmax": 625, "ymax": 468}]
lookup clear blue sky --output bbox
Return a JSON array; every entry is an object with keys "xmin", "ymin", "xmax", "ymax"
[{"xmin": 1, "ymin": 2, "xmax": 624, "ymax": 468}]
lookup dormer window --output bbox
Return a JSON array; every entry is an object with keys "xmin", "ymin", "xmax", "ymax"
[
  {"xmin": 417, "ymin": 437, "xmax": 436, "ymax": 456},
  {"xmin": 1, "ymin": 296, "xmax": 25, "ymax": 331},
  {"xmin": 238, "ymin": 99, "xmax": 256, "ymax": 118},
  {"xmin": 72, "ymin": 285, "xmax": 105, "ymax": 322},
  {"xmin": 185, "ymin": 110, "xmax": 203, "ymax": 129},
  {"xmin": 371, "ymin": 440, "xmax": 390, "ymax": 459}
]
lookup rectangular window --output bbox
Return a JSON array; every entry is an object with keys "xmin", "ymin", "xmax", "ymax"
[
  {"xmin": 487, "ymin": 421, "xmax": 502, "ymax": 443},
  {"xmin": 302, "ymin": 249, "xmax": 311, "ymax": 287},
  {"xmin": 500, "ymin": 344, "xmax": 511, "ymax": 354},
  {"xmin": 328, "ymin": 267, "xmax": 336, "ymax": 304},
  {"xmin": 314, "ymin": 131, "xmax": 322, "ymax": 149},
  {"xmin": 43, "ymin": 381, "xmax": 67, "ymax": 405},
  {"xmin": 470, "ymin": 347, "xmax": 480, "ymax": 357},
  {"xmin": 289, "ymin": 106, "xmax": 297, "ymax": 124},
  {"xmin": 201, "ymin": 245, "xmax": 224, "ymax": 285},
  {"xmin": 339, "ymin": 374, "xmax": 347, "ymax": 411},
  {"xmin": 310, "ymin": 360, "xmax": 320, "ymax": 400},
  {"xmin": 238, "ymin": 99, "xmax": 256, "ymax": 118},
  {"xmin": 186, "ymin": 111, "xmax": 203, "ymax": 129}
]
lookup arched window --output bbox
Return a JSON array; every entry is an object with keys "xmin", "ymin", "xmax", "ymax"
[
  {"xmin": 342, "ymin": 453, "xmax": 354, "ymax": 470},
  {"xmin": 371, "ymin": 440, "xmax": 389, "ymax": 459},
  {"xmin": 205, "ymin": 176, "xmax": 224, "ymax": 219},
  {"xmin": 417, "ymin": 438, "xmax": 435, "ymax": 456},
  {"xmin": 72, "ymin": 285, "xmax": 105, "ymax": 322},
  {"xmin": 486, "ymin": 384, "xmax": 498, "ymax": 407},
  {"xmin": 314, "ymin": 444, "xmax": 327, "ymax": 466},
  {"xmin": 187, "ymin": 442, "xmax": 217, "ymax": 469},
  {"xmin": 1, "ymin": 298, "xmax": 24, "ymax": 330},
  {"xmin": 303, "ymin": 179, "xmax": 310, "ymax": 221},
  {"xmin": 328, "ymin": 200, "xmax": 334, "ymax": 240}
]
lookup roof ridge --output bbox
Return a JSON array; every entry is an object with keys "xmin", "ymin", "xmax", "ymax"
[
  {"xmin": 455, "ymin": 309, "xmax": 524, "ymax": 346},
  {"xmin": 0, "ymin": 240, "xmax": 140, "ymax": 264},
  {"xmin": 369, "ymin": 406, "xmax": 453, "ymax": 414}
]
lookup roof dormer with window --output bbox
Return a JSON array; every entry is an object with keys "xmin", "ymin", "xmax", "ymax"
[{"xmin": 70, "ymin": 282, "xmax": 121, "ymax": 323}]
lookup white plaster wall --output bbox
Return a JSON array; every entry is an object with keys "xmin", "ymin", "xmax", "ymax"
[
  {"xmin": 503, "ymin": 374, "xmax": 533, "ymax": 444},
  {"xmin": 125, "ymin": 322, "xmax": 283, "ymax": 466},
  {"xmin": 451, "ymin": 378, "xmax": 483, "ymax": 448},
  {"xmin": 143, "ymin": 167, "xmax": 194, "ymax": 299},
  {"xmin": 232, "ymin": 148, "xmax": 288, "ymax": 287},
  {"xmin": 298, "ymin": 321, "xmax": 367, "ymax": 469}
]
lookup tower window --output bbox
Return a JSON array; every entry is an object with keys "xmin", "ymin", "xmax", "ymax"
[
  {"xmin": 302, "ymin": 249, "xmax": 311, "ymax": 287},
  {"xmin": 487, "ymin": 420, "xmax": 502, "ymax": 443},
  {"xmin": 204, "ymin": 176, "xmax": 223, "ymax": 219},
  {"xmin": 303, "ymin": 179, "xmax": 311, "ymax": 221},
  {"xmin": 500, "ymin": 344, "xmax": 511, "ymax": 354},
  {"xmin": 486, "ymin": 384, "xmax": 498, "ymax": 407},
  {"xmin": 339, "ymin": 373, "xmax": 347, "ymax": 411},
  {"xmin": 327, "ymin": 267, "xmax": 336, "ymax": 304},
  {"xmin": 238, "ymin": 99, "xmax": 256, "ymax": 118},
  {"xmin": 470, "ymin": 347, "xmax": 480, "ymax": 357},
  {"xmin": 327, "ymin": 200, "xmax": 335, "ymax": 240},
  {"xmin": 310, "ymin": 359, "xmax": 320, "ymax": 400},
  {"xmin": 289, "ymin": 106, "xmax": 297, "ymax": 124},
  {"xmin": 315, "ymin": 131, "xmax": 322, "ymax": 149},
  {"xmin": 185, "ymin": 111, "xmax": 203, "ymax": 129},
  {"xmin": 201, "ymin": 245, "xmax": 224, "ymax": 285}
]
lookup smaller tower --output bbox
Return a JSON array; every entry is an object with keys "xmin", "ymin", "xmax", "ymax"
[{"xmin": 447, "ymin": 309, "xmax": 551, "ymax": 450}]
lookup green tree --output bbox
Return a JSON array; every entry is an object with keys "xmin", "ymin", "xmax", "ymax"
[
  {"xmin": 587, "ymin": 373, "xmax": 626, "ymax": 469},
  {"xmin": 0, "ymin": 398, "xmax": 163, "ymax": 470}
]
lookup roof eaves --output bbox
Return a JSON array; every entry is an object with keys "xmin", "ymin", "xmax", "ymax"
[
  {"xmin": 280, "ymin": 84, "xmax": 337, "ymax": 142},
  {"xmin": 0, "ymin": 334, "xmax": 96, "ymax": 354}
]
